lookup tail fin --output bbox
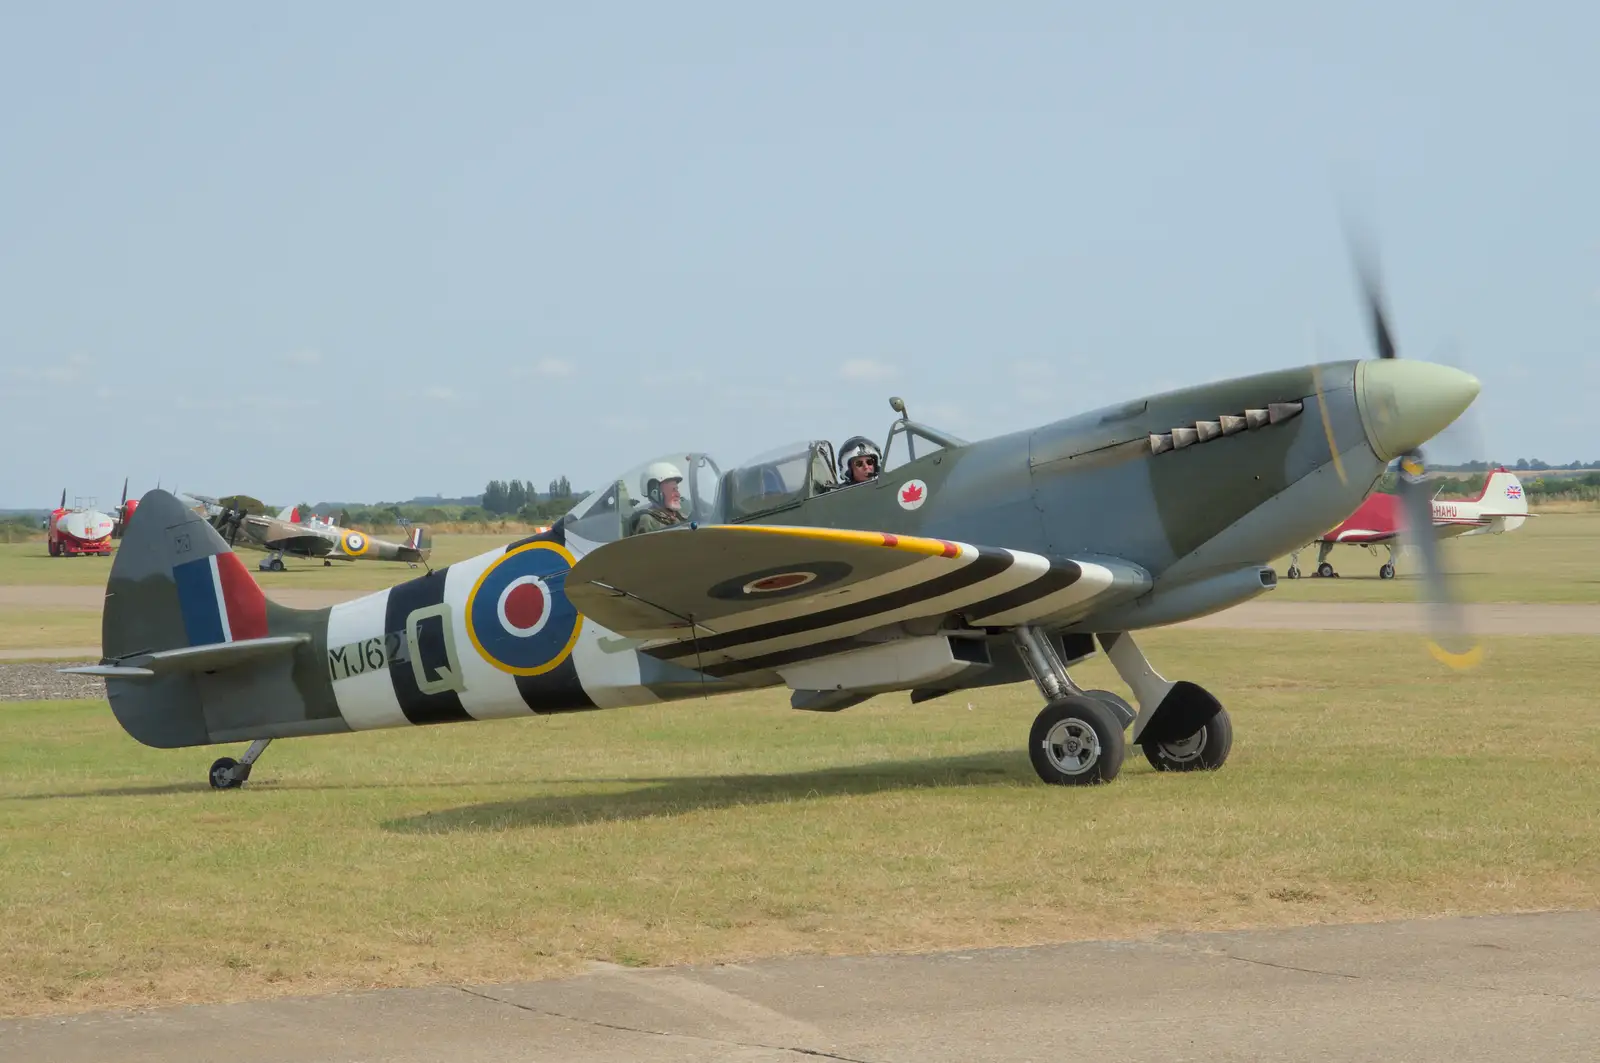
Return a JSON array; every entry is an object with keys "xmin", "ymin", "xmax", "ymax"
[
  {"xmin": 276, "ymin": 504, "xmax": 301, "ymax": 523},
  {"xmin": 1465, "ymin": 468, "xmax": 1528, "ymax": 534},
  {"xmin": 1480, "ymin": 469, "xmax": 1527, "ymax": 512},
  {"xmin": 410, "ymin": 524, "xmax": 432, "ymax": 559},
  {"xmin": 84, "ymin": 490, "xmax": 340, "ymax": 749}
]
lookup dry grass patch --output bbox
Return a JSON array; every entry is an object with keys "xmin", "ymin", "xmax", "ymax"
[{"xmin": 2, "ymin": 629, "xmax": 1597, "ymax": 1017}]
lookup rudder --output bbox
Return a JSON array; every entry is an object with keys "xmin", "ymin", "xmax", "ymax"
[{"xmin": 93, "ymin": 490, "xmax": 346, "ymax": 749}]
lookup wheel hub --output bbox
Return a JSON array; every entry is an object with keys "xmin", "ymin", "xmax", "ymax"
[
  {"xmin": 1158, "ymin": 727, "xmax": 1207, "ymax": 763},
  {"xmin": 1042, "ymin": 718, "xmax": 1101, "ymax": 775}
]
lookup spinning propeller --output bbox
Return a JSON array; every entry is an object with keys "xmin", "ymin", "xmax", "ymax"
[{"xmin": 1339, "ymin": 237, "xmax": 1484, "ymax": 670}]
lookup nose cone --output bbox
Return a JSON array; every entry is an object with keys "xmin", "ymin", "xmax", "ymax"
[{"xmin": 1356, "ymin": 360, "xmax": 1481, "ymax": 461}]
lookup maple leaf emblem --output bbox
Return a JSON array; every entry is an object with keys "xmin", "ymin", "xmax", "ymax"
[{"xmin": 901, "ymin": 482, "xmax": 924, "ymax": 503}]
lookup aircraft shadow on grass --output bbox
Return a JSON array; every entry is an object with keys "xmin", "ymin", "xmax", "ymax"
[
  {"xmin": 2, "ymin": 751, "xmax": 1027, "ymax": 809},
  {"xmin": 381, "ymin": 750, "xmax": 1027, "ymax": 833}
]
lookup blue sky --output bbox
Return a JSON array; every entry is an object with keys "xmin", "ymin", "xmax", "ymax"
[{"xmin": 3, "ymin": 2, "xmax": 1596, "ymax": 506}]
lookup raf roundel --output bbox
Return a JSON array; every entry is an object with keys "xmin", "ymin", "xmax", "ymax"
[
  {"xmin": 466, "ymin": 541, "xmax": 582, "ymax": 675},
  {"xmin": 341, "ymin": 530, "xmax": 370, "ymax": 556}
]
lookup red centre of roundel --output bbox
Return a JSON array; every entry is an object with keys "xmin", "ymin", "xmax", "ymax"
[
  {"xmin": 901, "ymin": 483, "xmax": 923, "ymax": 503},
  {"xmin": 504, "ymin": 581, "xmax": 547, "ymax": 629},
  {"xmin": 753, "ymin": 573, "xmax": 808, "ymax": 591}
]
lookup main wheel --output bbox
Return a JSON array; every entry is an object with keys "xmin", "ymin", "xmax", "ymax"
[
  {"xmin": 1379, "ymin": 563, "xmax": 1395, "ymax": 580},
  {"xmin": 209, "ymin": 757, "xmax": 243, "ymax": 790},
  {"xmin": 1029, "ymin": 696, "xmax": 1125, "ymax": 786},
  {"xmin": 1317, "ymin": 562, "xmax": 1336, "ymax": 578},
  {"xmin": 1285, "ymin": 566, "xmax": 1300, "ymax": 579},
  {"xmin": 1141, "ymin": 707, "xmax": 1232, "ymax": 772}
]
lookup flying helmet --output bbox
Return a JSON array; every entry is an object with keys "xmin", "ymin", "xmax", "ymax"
[
  {"xmin": 641, "ymin": 461, "xmax": 685, "ymax": 509},
  {"xmin": 837, "ymin": 436, "xmax": 882, "ymax": 481}
]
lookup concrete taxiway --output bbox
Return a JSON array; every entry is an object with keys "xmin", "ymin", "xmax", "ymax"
[{"xmin": 4, "ymin": 911, "xmax": 1596, "ymax": 1063}]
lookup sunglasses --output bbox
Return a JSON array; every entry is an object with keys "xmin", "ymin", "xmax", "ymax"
[{"xmin": 850, "ymin": 456, "xmax": 877, "ymax": 468}]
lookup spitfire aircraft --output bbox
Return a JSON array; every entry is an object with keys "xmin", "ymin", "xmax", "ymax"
[
  {"xmin": 67, "ymin": 261, "xmax": 1482, "ymax": 791},
  {"xmin": 186, "ymin": 494, "xmax": 431, "ymax": 572}
]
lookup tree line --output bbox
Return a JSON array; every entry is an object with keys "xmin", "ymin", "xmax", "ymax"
[{"xmin": 480, "ymin": 477, "xmax": 573, "ymax": 516}]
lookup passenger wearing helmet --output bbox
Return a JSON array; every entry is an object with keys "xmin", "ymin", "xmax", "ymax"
[
  {"xmin": 837, "ymin": 436, "xmax": 882, "ymax": 486},
  {"xmin": 630, "ymin": 461, "xmax": 689, "ymax": 535}
]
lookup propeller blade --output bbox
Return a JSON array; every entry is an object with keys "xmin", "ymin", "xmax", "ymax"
[
  {"xmin": 1344, "ymin": 222, "xmax": 1399, "ymax": 360},
  {"xmin": 1395, "ymin": 451, "xmax": 1483, "ymax": 670},
  {"xmin": 120, "ymin": 476, "xmax": 128, "ymax": 508}
]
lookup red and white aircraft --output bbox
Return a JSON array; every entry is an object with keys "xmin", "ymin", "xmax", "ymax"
[{"xmin": 1286, "ymin": 467, "xmax": 1529, "ymax": 579}]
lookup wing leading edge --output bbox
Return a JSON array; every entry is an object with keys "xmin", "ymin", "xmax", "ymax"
[{"xmin": 566, "ymin": 524, "xmax": 1150, "ymax": 677}]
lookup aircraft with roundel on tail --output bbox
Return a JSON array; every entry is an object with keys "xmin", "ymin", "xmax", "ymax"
[
  {"xmin": 64, "ymin": 243, "xmax": 1489, "ymax": 792},
  {"xmin": 181, "ymin": 493, "xmax": 432, "ymax": 572},
  {"xmin": 1285, "ymin": 467, "xmax": 1530, "ymax": 580}
]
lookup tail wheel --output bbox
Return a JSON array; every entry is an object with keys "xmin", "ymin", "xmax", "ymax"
[
  {"xmin": 1141, "ymin": 707, "xmax": 1233, "ymax": 772},
  {"xmin": 209, "ymin": 757, "xmax": 243, "ymax": 790},
  {"xmin": 1029, "ymin": 696, "xmax": 1125, "ymax": 786}
]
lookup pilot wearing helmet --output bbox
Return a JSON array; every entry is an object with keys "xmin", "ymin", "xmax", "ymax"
[
  {"xmin": 630, "ymin": 461, "xmax": 689, "ymax": 535},
  {"xmin": 836, "ymin": 436, "xmax": 882, "ymax": 486}
]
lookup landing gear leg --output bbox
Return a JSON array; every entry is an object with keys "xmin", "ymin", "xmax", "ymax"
[
  {"xmin": 1097, "ymin": 632, "xmax": 1232, "ymax": 773},
  {"xmin": 1013, "ymin": 625, "xmax": 1125, "ymax": 785},
  {"xmin": 1316, "ymin": 541, "xmax": 1338, "ymax": 579},
  {"xmin": 1379, "ymin": 543, "xmax": 1396, "ymax": 580},
  {"xmin": 208, "ymin": 738, "xmax": 272, "ymax": 790}
]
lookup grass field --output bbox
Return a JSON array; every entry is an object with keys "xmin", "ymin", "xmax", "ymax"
[
  {"xmin": 2, "ymin": 514, "xmax": 1598, "ymax": 605},
  {"xmin": 3, "ymin": 629, "xmax": 1598, "ymax": 1017},
  {"xmin": 0, "ymin": 607, "xmax": 100, "ymax": 650}
]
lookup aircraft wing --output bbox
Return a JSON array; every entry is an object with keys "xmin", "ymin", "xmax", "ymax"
[
  {"xmin": 261, "ymin": 531, "xmax": 335, "ymax": 556},
  {"xmin": 566, "ymin": 524, "xmax": 1149, "ymax": 675}
]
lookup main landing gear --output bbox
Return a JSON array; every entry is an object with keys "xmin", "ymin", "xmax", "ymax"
[
  {"xmin": 1012, "ymin": 626, "xmax": 1231, "ymax": 786},
  {"xmin": 258, "ymin": 552, "xmax": 287, "ymax": 573},
  {"xmin": 209, "ymin": 738, "xmax": 272, "ymax": 790},
  {"xmin": 1286, "ymin": 542, "xmax": 1398, "ymax": 580}
]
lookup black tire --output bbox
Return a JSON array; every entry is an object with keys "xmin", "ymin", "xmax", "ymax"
[
  {"xmin": 1379, "ymin": 563, "xmax": 1395, "ymax": 580},
  {"xmin": 1317, "ymin": 562, "xmax": 1335, "ymax": 578},
  {"xmin": 1285, "ymin": 566, "xmax": 1300, "ymax": 579},
  {"xmin": 1081, "ymin": 688, "xmax": 1136, "ymax": 730},
  {"xmin": 209, "ymin": 757, "xmax": 243, "ymax": 790},
  {"xmin": 1029, "ymin": 696, "xmax": 1125, "ymax": 786},
  {"xmin": 1141, "ymin": 707, "xmax": 1232, "ymax": 772}
]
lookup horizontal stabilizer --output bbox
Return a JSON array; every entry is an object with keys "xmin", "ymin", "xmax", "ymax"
[{"xmin": 62, "ymin": 634, "xmax": 310, "ymax": 680}]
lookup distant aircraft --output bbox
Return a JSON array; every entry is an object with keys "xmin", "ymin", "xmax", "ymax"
[
  {"xmin": 1286, "ymin": 467, "xmax": 1529, "ymax": 579},
  {"xmin": 44, "ymin": 489, "xmax": 115, "ymax": 557},
  {"xmin": 186, "ymin": 494, "xmax": 432, "ymax": 572}
]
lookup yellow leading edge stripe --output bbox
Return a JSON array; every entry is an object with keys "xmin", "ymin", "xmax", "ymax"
[{"xmin": 705, "ymin": 524, "xmax": 963, "ymax": 559}]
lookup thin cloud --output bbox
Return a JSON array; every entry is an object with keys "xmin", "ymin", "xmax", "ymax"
[
  {"xmin": 512, "ymin": 357, "xmax": 574, "ymax": 379},
  {"xmin": 284, "ymin": 349, "xmax": 322, "ymax": 366},
  {"xmin": 841, "ymin": 359, "xmax": 896, "ymax": 381},
  {"xmin": 9, "ymin": 354, "xmax": 92, "ymax": 384}
]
